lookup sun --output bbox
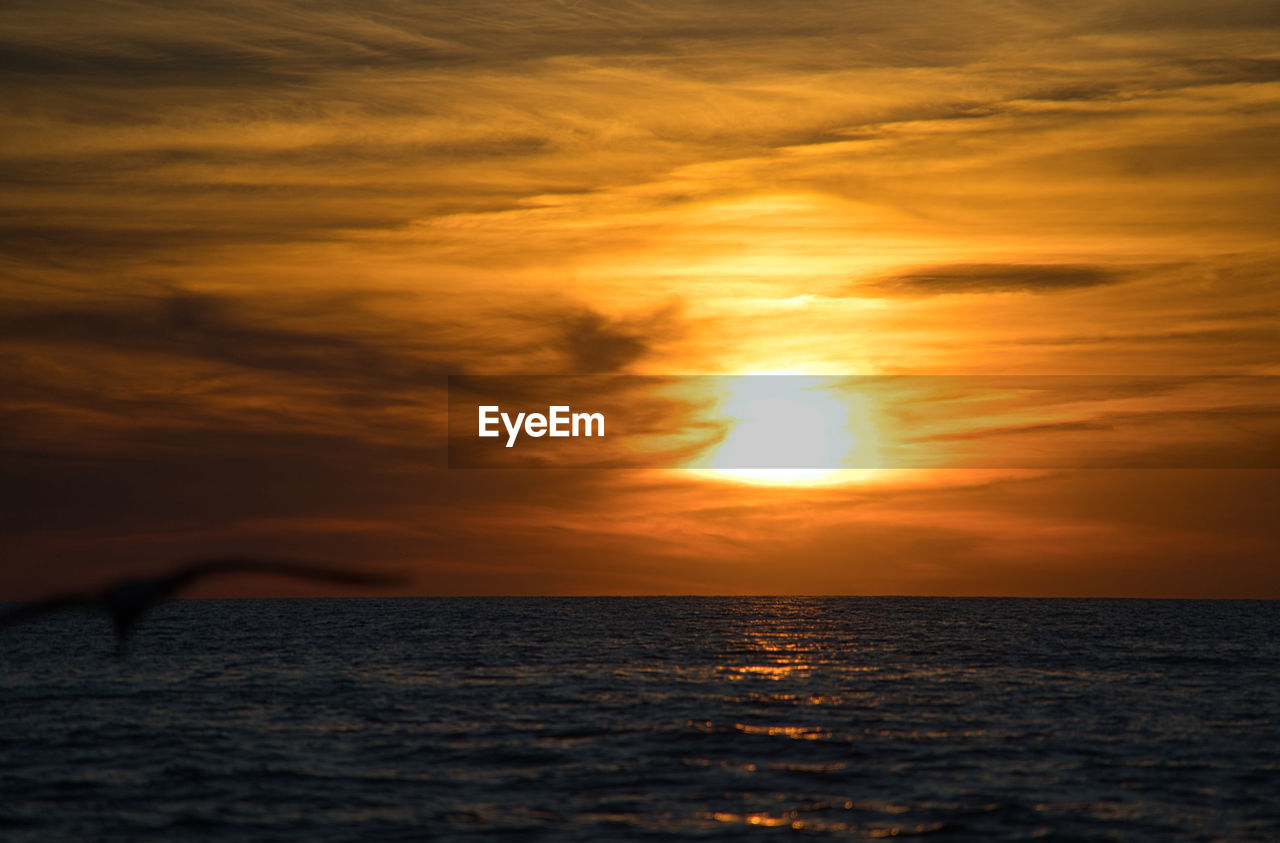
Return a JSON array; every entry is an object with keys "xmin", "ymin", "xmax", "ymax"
[{"xmin": 691, "ymin": 374, "xmax": 880, "ymax": 486}]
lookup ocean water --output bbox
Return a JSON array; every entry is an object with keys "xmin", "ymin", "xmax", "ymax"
[{"xmin": 1, "ymin": 597, "xmax": 1277, "ymax": 841}]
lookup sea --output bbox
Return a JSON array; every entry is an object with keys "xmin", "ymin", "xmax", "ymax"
[{"xmin": 1, "ymin": 597, "xmax": 1277, "ymax": 841}]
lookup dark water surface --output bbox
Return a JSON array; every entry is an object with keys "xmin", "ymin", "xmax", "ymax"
[{"xmin": 2, "ymin": 598, "xmax": 1277, "ymax": 841}]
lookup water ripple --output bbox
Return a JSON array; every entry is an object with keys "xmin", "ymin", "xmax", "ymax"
[{"xmin": 1, "ymin": 597, "xmax": 1277, "ymax": 840}]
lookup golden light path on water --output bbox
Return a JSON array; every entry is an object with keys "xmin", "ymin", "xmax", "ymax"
[{"xmin": 691, "ymin": 373, "xmax": 882, "ymax": 486}]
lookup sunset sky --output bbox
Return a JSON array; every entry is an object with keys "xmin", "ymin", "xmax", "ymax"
[{"xmin": 2, "ymin": 0, "xmax": 1278, "ymax": 598}]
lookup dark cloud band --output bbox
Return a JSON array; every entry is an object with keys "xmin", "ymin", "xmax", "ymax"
[{"xmin": 863, "ymin": 264, "xmax": 1123, "ymax": 296}]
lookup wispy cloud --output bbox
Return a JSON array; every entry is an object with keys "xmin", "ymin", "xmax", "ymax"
[{"xmin": 2, "ymin": 0, "xmax": 1279, "ymax": 596}]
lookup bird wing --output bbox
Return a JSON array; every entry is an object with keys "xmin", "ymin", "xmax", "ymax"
[
  {"xmin": 0, "ymin": 593, "xmax": 99, "ymax": 630},
  {"xmin": 163, "ymin": 557, "xmax": 409, "ymax": 595}
]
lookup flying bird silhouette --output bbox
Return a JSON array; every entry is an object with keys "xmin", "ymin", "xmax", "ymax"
[{"xmin": 0, "ymin": 557, "xmax": 408, "ymax": 654}]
